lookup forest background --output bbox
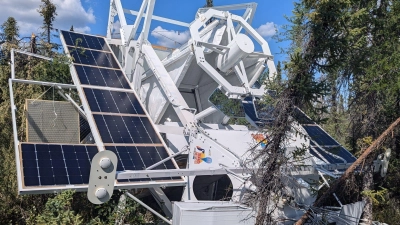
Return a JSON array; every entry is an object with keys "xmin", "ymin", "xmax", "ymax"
[{"xmin": 0, "ymin": 0, "xmax": 400, "ymax": 224}]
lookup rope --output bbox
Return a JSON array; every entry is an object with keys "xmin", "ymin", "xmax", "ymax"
[
  {"xmin": 51, "ymin": 85, "xmax": 58, "ymax": 127},
  {"xmin": 30, "ymin": 85, "xmax": 54, "ymax": 104}
]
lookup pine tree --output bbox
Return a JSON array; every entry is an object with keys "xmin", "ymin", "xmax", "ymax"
[
  {"xmin": 1, "ymin": 17, "xmax": 19, "ymax": 43},
  {"xmin": 38, "ymin": 0, "xmax": 57, "ymax": 45}
]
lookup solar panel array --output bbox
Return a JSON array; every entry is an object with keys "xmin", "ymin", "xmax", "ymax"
[
  {"xmin": 294, "ymin": 108, "xmax": 356, "ymax": 164},
  {"xmin": 18, "ymin": 31, "xmax": 183, "ymax": 191}
]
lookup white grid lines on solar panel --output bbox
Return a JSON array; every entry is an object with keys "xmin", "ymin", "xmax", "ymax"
[
  {"xmin": 83, "ymin": 87, "xmax": 145, "ymax": 115},
  {"xmin": 20, "ymin": 143, "xmax": 183, "ymax": 188},
  {"xmin": 92, "ymin": 114, "xmax": 161, "ymax": 144},
  {"xmin": 61, "ymin": 30, "xmax": 111, "ymax": 52},
  {"xmin": 20, "ymin": 143, "xmax": 97, "ymax": 187},
  {"xmin": 73, "ymin": 64, "xmax": 131, "ymax": 89},
  {"xmin": 56, "ymin": 31, "xmax": 185, "ymax": 189},
  {"xmin": 68, "ymin": 46, "xmax": 120, "ymax": 69}
]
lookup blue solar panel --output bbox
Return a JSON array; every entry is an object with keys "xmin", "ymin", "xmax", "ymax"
[
  {"xmin": 83, "ymin": 88, "xmax": 145, "ymax": 115},
  {"xmin": 106, "ymin": 145, "xmax": 178, "ymax": 182},
  {"xmin": 242, "ymin": 97, "xmax": 258, "ymax": 122},
  {"xmin": 61, "ymin": 30, "xmax": 110, "ymax": 52},
  {"xmin": 294, "ymin": 107, "xmax": 315, "ymax": 125},
  {"xmin": 68, "ymin": 47, "xmax": 120, "ymax": 69},
  {"xmin": 93, "ymin": 114, "xmax": 161, "ymax": 144},
  {"xmin": 309, "ymin": 143, "xmax": 356, "ymax": 164},
  {"xmin": 309, "ymin": 145, "xmax": 343, "ymax": 164},
  {"xmin": 21, "ymin": 143, "xmax": 97, "ymax": 186},
  {"xmin": 296, "ymin": 108, "xmax": 357, "ymax": 165},
  {"xmin": 302, "ymin": 125, "xmax": 338, "ymax": 146},
  {"xmin": 75, "ymin": 65, "xmax": 131, "ymax": 89},
  {"xmin": 17, "ymin": 31, "xmax": 185, "ymax": 191},
  {"xmin": 20, "ymin": 143, "xmax": 178, "ymax": 186}
]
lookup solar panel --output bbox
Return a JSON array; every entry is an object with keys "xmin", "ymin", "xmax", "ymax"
[
  {"xmin": 68, "ymin": 47, "xmax": 120, "ymax": 69},
  {"xmin": 106, "ymin": 145, "xmax": 177, "ymax": 182},
  {"xmin": 83, "ymin": 88, "xmax": 144, "ymax": 114},
  {"xmin": 302, "ymin": 125, "xmax": 338, "ymax": 146},
  {"xmin": 93, "ymin": 114, "xmax": 161, "ymax": 144},
  {"xmin": 21, "ymin": 143, "xmax": 97, "ymax": 186},
  {"xmin": 309, "ymin": 145, "xmax": 357, "ymax": 164},
  {"xmin": 302, "ymin": 125, "xmax": 357, "ymax": 164},
  {"xmin": 16, "ymin": 31, "xmax": 185, "ymax": 193},
  {"xmin": 20, "ymin": 143, "xmax": 178, "ymax": 187},
  {"xmin": 295, "ymin": 107, "xmax": 357, "ymax": 165},
  {"xmin": 242, "ymin": 97, "xmax": 258, "ymax": 122},
  {"xmin": 75, "ymin": 65, "xmax": 131, "ymax": 89},
  {"xmin": 61, "ymin": 30, "xmax": 110, "ymax": 52}
]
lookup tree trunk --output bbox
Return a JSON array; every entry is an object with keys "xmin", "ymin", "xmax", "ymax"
[
  {"xmin": 295, "ymin": 116, "xmax": 400, "ymax": 224},
  {"xmin": 360, "ymin": 166, "xmax": 373, "ymax": 224}
]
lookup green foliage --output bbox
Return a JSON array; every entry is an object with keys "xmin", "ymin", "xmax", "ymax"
[
  {"xmin": 285, "ymin": 0, "xmax": 400, "ymax": 222},
  {"xmin": 361, "ymin": 187, "xmax": 388, "ymax": 206},
  {"xmin": 1, "ymin": 17, "xmax": 19, "ymax": 42},
  {"xmin": 38, "ymin": 0, "xmax": 57, "ymax": 45},
  {"xmin": 36, "ymin": 190, "xmax": 83, "ymax": 225},
  {"xmin": 0, "ymin": 13, "xmax": 147, "ymax": 225}
]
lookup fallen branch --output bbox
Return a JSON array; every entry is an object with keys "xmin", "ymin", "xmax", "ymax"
[{"xmin": 295, "ymin": 116, "xmax": 400, "ymax": 225}]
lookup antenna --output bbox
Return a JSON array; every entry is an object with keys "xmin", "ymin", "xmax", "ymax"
[{"xmin": 8, "ymin": 1, "xmax": 368, "ymax": 224}]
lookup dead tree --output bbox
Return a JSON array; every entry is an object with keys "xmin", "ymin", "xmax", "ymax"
[{"xmin": 294, "ymin": 116, "xmax": 400, "ymax": 224}]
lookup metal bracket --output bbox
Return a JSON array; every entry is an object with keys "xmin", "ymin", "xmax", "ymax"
[{"xmin": 87, "ymin": 150, "xmax": 118, "ymax": 204}]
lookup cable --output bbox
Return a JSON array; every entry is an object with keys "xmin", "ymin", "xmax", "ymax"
[
  {"xmin": 151, "ymin": 30, "xmax": 183, "ymax": 46},
  {"xmin": 51, "ymin": 85, "xmax": 58, "ymax": 127}
]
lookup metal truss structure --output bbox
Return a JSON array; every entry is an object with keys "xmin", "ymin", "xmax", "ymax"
[{"xmin": 8, "ymin": 0, "xmax": 391, "ymax": 224}]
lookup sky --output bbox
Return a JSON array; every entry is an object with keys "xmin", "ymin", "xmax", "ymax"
[{"xmin": 0, "ymin": 0, "xmax": 296, "ymax": 63}]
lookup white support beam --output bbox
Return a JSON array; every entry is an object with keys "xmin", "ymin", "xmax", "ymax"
[
  {"xmin": 14, "ymin": 49, "xmax": 53, "ymax": 61},
  {"xmin": 142, "ymin": 0, "xmax": 156, "ymax": 41},
  {"xmin": 198, "ymin": 2, "xmax": 257, "ymax": 13},
  {"xmin": 195, "ymin": 106, "xmax": 218, "ymax": 120},
  {"xmin": 141, "ymin": 44, "xmax": 195, "ymax": 125},
  {"xmin": 11, "ymin": 49, "xmax": 15, "ymax": 79},
  {"xmin": 146, "ymin": 148, "xmax": 188, "ymax": 170},
  {"xmin": 107, "ymin": 0, "xmax": 118, "ymax": 39},
  {"xmin": 11, "ymin": 78, "xmax": 77, "ymax": 89},
  {"xmin": 114, "ymin": 0, "xmax": 127, "ymax": 27},
  {"xmin": 123, "ymin": 8, "xmax": 190, "ymax": 27},
  {"xmin": 149, "ymin": 187, "xmax": 173, "ymax": 217},
  {"xmin": 9, "ymin": 79, "xmax": 22, "ymax": 193},
  {"xmin": 117, "ymin": 167, "xmax": 251, "ymax": 180},
  {"xmin": 156, "ymin": 124, "xmax": 185, "ymax": 135},
  {"xmin": 125, "ymin": 192, "xmax": 172, "ymax": 225},
  {"xmin": 128, "ymin": 0, "xmax": 148, "ymax": 42}
]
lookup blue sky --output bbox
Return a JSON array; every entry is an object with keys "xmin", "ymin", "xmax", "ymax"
[
  {"xmin": 0, "ymin": 0, "xmax": 296, "ymax": 63},
  {"xmin": 82, "ymin": 0, "xmax": 295, "ymax": 63}
]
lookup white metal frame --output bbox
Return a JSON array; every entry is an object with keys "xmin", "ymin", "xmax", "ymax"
[
  {"xmin": 105, "ymin": 0, "xmax": 275, "ymax": 125},
  {"xmin": 189, "ymin": 8, "xmax": 275, "ymax": 98}
]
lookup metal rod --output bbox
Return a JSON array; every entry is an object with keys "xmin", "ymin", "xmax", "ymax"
[
  {"xmin": 117, "ymin": 167, "xmax": 250, "ymax": 180},
  {"xmin": 333, "ymin": 193, "xmax": 343, "ymax": 207},
  {"xmin": 125, "ymin": 191, "xmax": 172, "ymax": 225},
  {"xmin": 11, "ymin": 49, "xmax": 15, "ymax": 79},
  {"xmin": 14, "ymin": 49, "xmax": 53, "ymax": 61},
  {"xmin": 319, "ymin": 171, "xmax": 343, "ymax": 206},
  {"xmin": 146, "ymin": 148, "xmax": 187, "ymax": 170},
  {"xmin": 9, "ymin": 79, "xmax": 22, "ymax": 191},
  {"xmin": 123, "ymin": 8, "xmax": 190, "ymax": 27},
  {"xmin": 11, "ymin": 78, "xmax": 77, "ymax": 89},
  {"xmin": 57, "ymin": 90, "xmax": 87, "ymax": 119}
]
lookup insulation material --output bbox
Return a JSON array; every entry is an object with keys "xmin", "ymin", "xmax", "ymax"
[{"xmin": 26, "ymin": 99, "xmax": 80, "ymax": 143}]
